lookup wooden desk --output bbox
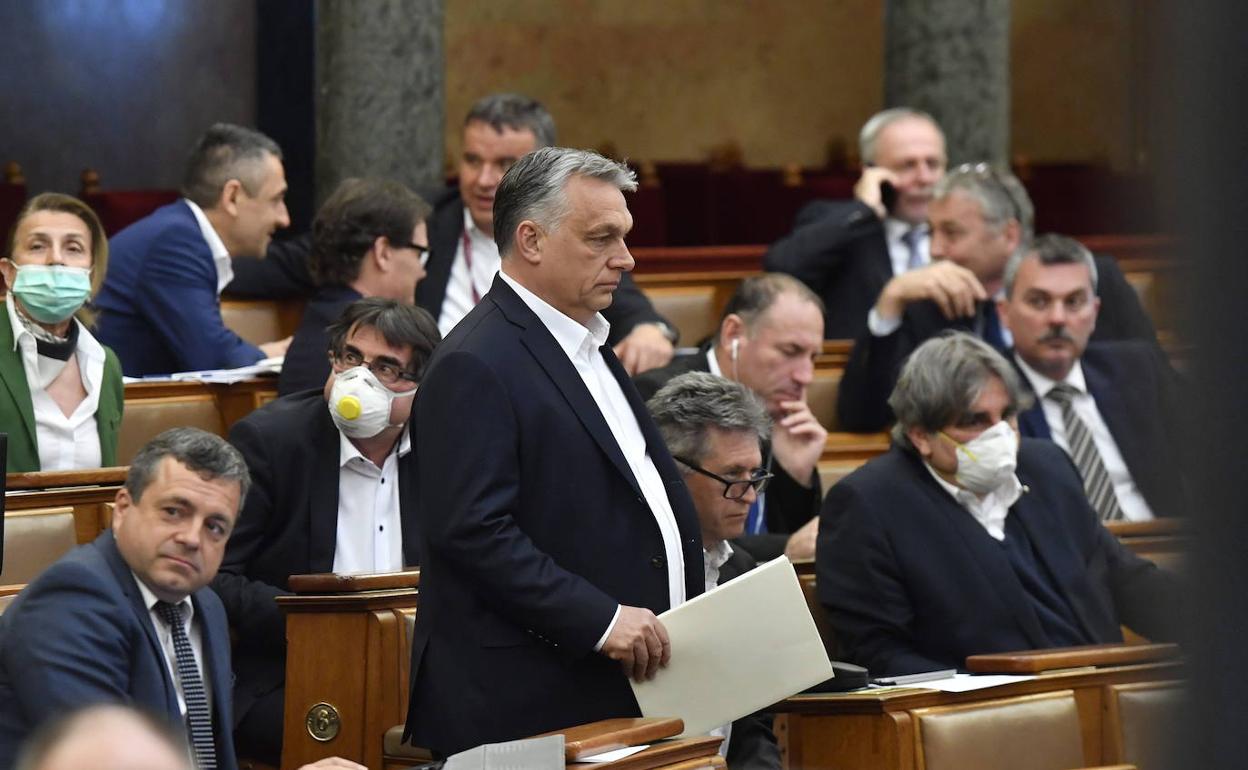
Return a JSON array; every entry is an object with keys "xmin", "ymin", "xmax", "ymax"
[
  {"xmin": 774, "ymin": 661, "xmax": 1182, "ymax": 770},
  {"xmin": 5, "ymin": 467, "xmax": 126, "ymax": 544}
]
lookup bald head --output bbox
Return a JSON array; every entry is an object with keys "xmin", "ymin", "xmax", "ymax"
[{"xmin": 17, "ymin": 705, "xmax": 190, "ymax": 770}]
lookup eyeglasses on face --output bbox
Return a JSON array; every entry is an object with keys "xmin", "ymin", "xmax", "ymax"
[
  {"xmin": 328, "ymin": 348, "xmax": 419, "ymax": 385},
  {"xmin": 673, "ymin": 456, "xmax": 773, "ymax": 500},
  {"xmin": 390, "ymin": 239, "xmax": 429, "ymax": 258}
]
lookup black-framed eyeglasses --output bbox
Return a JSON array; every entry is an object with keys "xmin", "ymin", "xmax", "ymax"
[
  {"xmin": 391, "ymin": 240, "xmax": 429, "ymax": 258},
  {"xmin": 328, "ymin": 348, "xmax": 419, "ymax": 385},
  {"xmin": 949, "ymin": 162, "xmax": 1024, "ymax": 223},
  {"xmin": 673, "ymin": 456, "xmax": 773, "ymax": 500}
]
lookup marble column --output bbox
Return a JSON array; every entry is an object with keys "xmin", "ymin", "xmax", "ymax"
[
  {"xmin": 884, "ymin": 0, "xmax": 1011, "ymax": 166},
  {"xmin": 315, "ymin": 0, "xmax": 444, "ymax": 204}
]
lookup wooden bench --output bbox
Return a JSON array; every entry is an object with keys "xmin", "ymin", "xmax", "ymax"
[
  {"xmin": 5, "ymin": 467, "xmax": 126, "ymax": 545},
  {"xmin": 120, "ymin": 379, "xmax": 279, "ymax": 463},
  {"xmin": 221, "ymin": 298, "xmax": 306, "ymax": 346}
]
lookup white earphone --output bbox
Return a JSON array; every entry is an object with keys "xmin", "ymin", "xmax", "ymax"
[{"xmin": 731, "ymin": 338, "xmax": 739, "ymax": 361}]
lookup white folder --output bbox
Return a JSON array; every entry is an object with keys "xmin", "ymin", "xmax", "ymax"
[{"xmin": 630, "ymin": 556, "xmax": 834, "ymax": 737}]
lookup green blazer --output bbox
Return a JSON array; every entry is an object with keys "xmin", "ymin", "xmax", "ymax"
[{"xmin": 0, "ymin": 304, "xmax": 124, "ymax": 472}]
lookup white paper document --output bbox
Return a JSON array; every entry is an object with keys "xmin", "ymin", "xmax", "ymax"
[
  {"xmin": 914, "ymin": 673, "xmax": 1036, "ymax": 692},
  {"xmin": 631, "ymin": 556, "xmax": 834, "ymax": 737},
  {"xmin": 572, "ymin": 745, "xmax": 650, "ymax": 763}
]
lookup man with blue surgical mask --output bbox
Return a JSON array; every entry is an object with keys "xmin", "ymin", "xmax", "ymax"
[
  {"xmin": 814, "ymin": 332, "xmax": 1181, "ymax": 677},
  {"xmin": 211, "ymin": 297, "xmax": 438, "ymax": 765}
]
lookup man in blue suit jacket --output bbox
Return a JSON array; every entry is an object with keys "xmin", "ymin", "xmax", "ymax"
[
  {"xmin": 0, "ymin": 428, "xmax": 249, "ymax": 770},
  {"xmin": 95, "ymin": 123, "xmax": 293, "ymax": 376},
  {"xmin": 404, "ymin": 148, "xmax": 704, "ymax": 756},
  {"xmin": 1000, "ymin": 234, "xmax": 1189, "ymax": 520},
  {"xmin": 816, "ymin": 334, "xmax": 1180, "ymax": 677}
]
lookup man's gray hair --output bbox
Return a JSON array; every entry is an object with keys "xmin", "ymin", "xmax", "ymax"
[
  {"xmin": 126, "ymin": 427, "xmax": 251, "ymax": 509},
  {"xmin": 933, "ymin": 163, "xmax": 1035, "ymax": 239},
  {"xmin": 465, "ymin": 93, "xmax": 557, "ymax": 149},
  {"xmin": 889, "ymin": 332, "xmax": 1033, "ymax": 451},
  {"xmin": 1003, "ymin": 233, "xmax": 1100, "ymax": 297},
  {"xmin": 859, "ymin": 107, "xmax": 942, "ymax": 164},
  {"xmin": 647, "ymin": 372, "xmax": 771, "ymax": 467},
  {"xmin": 181, "ymin": 123, "xmax": 283, "ymax": 209},
  {"xmin": 493, "ymin": 147, "xmax": 637, "ymax": 257}
]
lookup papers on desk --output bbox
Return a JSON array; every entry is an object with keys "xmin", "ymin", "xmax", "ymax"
[
  {"xmin": 871, "ymin": 673, "xmax": 1036, "ymax": 693},
  {"xmin": 123, "ymin": 357, "xmax": 283, "ymax": 384},
  {"xmin": 572, "ymin": 745, "xmax": 650, "ymax": 763},
  {"xmin": 631, "ymin": 556, "xmax": 834, "ymax": 737}
]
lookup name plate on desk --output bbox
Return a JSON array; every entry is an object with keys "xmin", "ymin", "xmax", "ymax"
[{"xmin": 631, "ymin": 556, "xmax": 834, "ymax": 737}]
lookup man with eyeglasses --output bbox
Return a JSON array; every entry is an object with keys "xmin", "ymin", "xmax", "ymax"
[
  {"xmin": 837, "ymin": 163, "xmax": 1157, "ymax": 432},
  {"xmin": 646, "ymin": 371, "xmax": 782, "ymax": 770},
  {"xmin": 213, "ymin": 297, "xmax": 439, "ymax": 765},
  {"xmin": 276, "ymin": 178, "xmax": 431, "ymax": 395}
]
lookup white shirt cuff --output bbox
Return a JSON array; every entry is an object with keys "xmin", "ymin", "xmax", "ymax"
[
  {"xmin": 867, "ymin": 307, "xmax": 903, "ymax": 337},
  {"xmin": 594, "ymin": 605, "xmax": 622, "ymax": 652}
]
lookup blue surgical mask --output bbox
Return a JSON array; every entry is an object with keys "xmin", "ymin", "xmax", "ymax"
[{"xmin": 10, "ymin": 264, "xmax": 92, "ymax": 324}]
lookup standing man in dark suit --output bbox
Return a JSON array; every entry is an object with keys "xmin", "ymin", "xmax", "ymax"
[
  {"xmin": 1000, "ymin": 234, "xmax": 1189, "ymax": 520},
  {"xmin": 0, "ymin": 428, "xmax": 248, "ymax": 770},
  {"xmin": 404, "ymin": 147, "xmax": 703, "ymax": 755},
  {"xmin": 422, "ymin": 93, "xmax": 677, "ymax": 373},
  {"xmin": 647, "ymin": 371, "xmax": 781, "ymax": 770},
  {"xmin": 764, "ymin": 108, "xmax": 946, "ymax": 339},
  {"xmin": 95, "ymin": 124, "xmax": 293, "ymax": 376},
  {"xmin": 817, "ymin": 334, "xmax": 1179, "ymax": 677},
  {"xmin": 214, "ymin": 298, "xmax": 437, "ymax": 765},
  {"xmin": 277, "ymin": 179, "xmax": 431, "ymax": 395},
  {"xmin": 635, "ymin": 274, "xmax": 827, "ymax": 561},
  {"xmin": 836, "ymin": 164, "xmax": 1157, "ymax": 431}
]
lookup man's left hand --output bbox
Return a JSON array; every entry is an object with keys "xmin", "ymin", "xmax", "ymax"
[
  {"xmin": 783, "ymin": 516, "xmax": 819, "ymax": 561},
  {"xmin": 614, "ymin": 324, "xmax": 675, "ymax": 375},
  {"xmin": 771, "ymin": 400, "xmax": 827, "ymax": 487}
]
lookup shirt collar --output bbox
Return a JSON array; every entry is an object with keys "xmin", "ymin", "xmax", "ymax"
[
  {"xmin": 131, "ymin": 571, "xmax": 195, "ymax": 621},
  {"xmin": 885, "ymin": 217, "xmax": 926, "ymax": 243},
  {"xmin": 461, "ymin": 207, "xmax": 489, "ymax": 242},
  {"xmin": 7, "ymin": 297, "xmax": 102, "ymax": 364},
  {"xmin": 923, "ymin": 460, "xmax": 1023, "ymax": 512},
  {"xmin": 703, "ymin": 540, "xmax": 734, "ymax": 573},
  {"xmin": 1014, "ymin": 354, "xmax": 1087, "ymax": 399},
  {"xmin": 338, "ymin": 421, "xmax": 413, "ymax": 468},
  {"xmin": 184, "ymin": 198, "xmax": 233, "ymax": 294},
  {"xmin": 498, "ymin": 270, "xmax": 611, "ymax": 358},
  {"xmin": 706, "ymin": 346, "xmax": 723, "ymax": 377}
]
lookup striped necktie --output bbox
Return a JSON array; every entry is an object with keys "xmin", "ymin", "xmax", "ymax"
[
  {"xmin": 902, "ymin": 227, "xmax": 925, "ymax": 271},
  {"xmin": 155, "ymin": 601, "xmax": 217, "ymax": 770},
  {"xmin": 1046, "ymin": 383, "xmax": 1124, "ymax": 521}
]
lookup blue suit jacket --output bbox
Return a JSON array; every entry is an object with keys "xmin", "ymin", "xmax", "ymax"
[
  {"xmin": 0, "ymin": 531, "xmax": 238, "ymax": 770},
  {"xmin": 404, "ymin": 275, "xmax": 704, "ymax": 755},
  {"xmin": 95, "ymin": 200, "xmax": 263, "ymax": 376},
  {"xmin": 1015, "ymin": 340, "xmax": 1189, "ymax": 519},
  {"xmin": 816, "ymin": 440, "xmax": 1180, "ymax": 677}
]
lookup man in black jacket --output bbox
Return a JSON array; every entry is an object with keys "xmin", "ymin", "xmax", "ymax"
[{"xmin": 636, "ymin": 274, "xmax": 826, "ymax": 561}]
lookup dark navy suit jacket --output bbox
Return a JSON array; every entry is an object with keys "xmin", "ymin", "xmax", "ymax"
[
  {"xmin": 816, "ymin": 440, "xmax": 1180, "ymax": 677},
  {"xmin": 763, "ymin": 199, "xmax": 893, "ymax": 340},
  {"xmin": 213, "ymin": 389, "xmax": 420, "ymax": 721},
  {"xmin": 95, "ymin": 200, "xmax": 263, "ymax": 376},
  {"xmin": 404, "ymin": 275, "xmax": 703, "ymax": 755},
  {"xmin": 0, "ymin": 531, "xmax": 238, "ymax": 770},
  {"xmin": 1015, "ymin": 340, "xmax": 1189, "ymax": 519}
]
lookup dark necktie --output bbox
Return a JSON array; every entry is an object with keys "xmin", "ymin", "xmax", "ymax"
[
  {"xmin": 901, "ymin": 227, "xmax": 925, "ymax": 271},
  {"xmin": 155, "ymin": 601, "xmax": 217, "ymax": 770},
  {"xmin": 979, "ymin": 302, "xmax": 1007, "ymax": 352},
  {"xmin": 1046, "ymin": 383, "xmax": 1124, "ymax": 521}
]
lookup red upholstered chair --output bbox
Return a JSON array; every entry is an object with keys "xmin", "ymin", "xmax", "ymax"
[
  {"xmin": 80, "ymin": 169, "xmax": 180, "ymax": 236},
  {"xmin": 0, "ymin": 161, "xmax": 28, "ymax": 247}
]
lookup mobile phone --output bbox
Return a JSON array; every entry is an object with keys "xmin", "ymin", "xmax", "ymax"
[{"xmin": 879, "ymin": 180, "xmax": 898, "ymax": 213}]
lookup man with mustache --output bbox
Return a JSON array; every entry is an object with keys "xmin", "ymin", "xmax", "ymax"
[{"xmin": 999, "ymin": 234, "xmax": 1189, "ymax": 520}]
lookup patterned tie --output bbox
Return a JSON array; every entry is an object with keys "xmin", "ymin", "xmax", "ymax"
[
  {"xmin": 155, "ymin": 601, "xmax": 217, "ymax": 770},
  {"xmin": 902, "ymin": 227, "xmax": 925, "ymax": 271},
  {"xmin": 1046, "ymin": 383, "xmax": 1124, "ymax": 521}
]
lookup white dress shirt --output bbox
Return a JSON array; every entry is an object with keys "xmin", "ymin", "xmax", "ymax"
[
  {"xmin": 8, "ymin": 298, "xmax": 104, "ymax": 470},
  {"xmin": 884, "ymin": 218, "xmax": 930, "ymax": 277},
  {"xmin": 499, "ymin": 271, "xmax": 687, "ymax": 646},
  {"xmin": 438, "ymin": 208, "xmax": 499, "ymax": 336},
  {"xmin": 184, "ymin": 198, "xmax": 234, "ymax": 295},
  {"xmin": 133, "ymin": 576, "xmax": 210, "ymax": 719},
  {"xmin": 924, "ymin": 463, "xmax": 1023, "ymax": 542},
  {"xmin": 332, "ymin": 425, "xmax": 410, "ymax": 573},
  {"xmin": 1014, "ymin": 356, "xmax": 1156, "ymax": 521},
  {"xmin": 702, "ymin": 539, "xmax": 735, "ymax": 757}
]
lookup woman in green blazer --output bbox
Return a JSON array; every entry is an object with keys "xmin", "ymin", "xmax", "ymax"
[{"xmin": 0, "ymin": 194, "xmax": 123, "ymax": 472}]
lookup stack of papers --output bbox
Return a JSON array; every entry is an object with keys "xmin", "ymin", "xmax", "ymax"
[{"xmin": 123, "ymin": 357, "xmax": 283, "ymax": 384}]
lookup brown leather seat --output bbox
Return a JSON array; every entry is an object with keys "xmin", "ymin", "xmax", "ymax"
[
  {"xmin": 643, "ymin": 286, "xmax": 718, "ymax": 347},
  {"xmin": 808, "ymin": 369, "xmax": 841, "ymax": 431},
  {"xmin": 0, "ymin": 507, "xmax": 77, "ymax": 584},
  {"xmin": 117, "ymin": 395, "xmax": 225, "ymax": 464},
  {"xmin": 221, "ymin": 299, "xmax": 286, "ymax": 347},
  {"xmin": 1105, "ymin": 681, "xmax": 1184, "ymax": 770},
  {"xmin": 911, "ymin": 690, "xmax": 1084, "ymax": 770}
]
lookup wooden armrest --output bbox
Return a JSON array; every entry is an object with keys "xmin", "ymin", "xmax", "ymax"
[
  {"xmin": 966, "ymin": 643, "xmax": 1180, "ymax": 673},
  {"xmin": 1104, "ymin": 518, "xmax": 1188, "ymax": 537},
  {"xmin": 0, "ymin": 584, "xmax": 25, "ymax": 597},
  {"xmin": 537, "ymin": 717, "xmax": 684, "ymax": 760},
  {"xmin": 6, "ymin": 467, "xmax": 128, "ymax": 490},
  {"xmin": 287, "ymin": 569, "xmax": 420, "ymax": 593}
]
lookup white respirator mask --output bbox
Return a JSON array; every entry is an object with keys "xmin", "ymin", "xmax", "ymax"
[{"xmin": 327, "ymin": 366, "xmax": 414, "ymax": 439}]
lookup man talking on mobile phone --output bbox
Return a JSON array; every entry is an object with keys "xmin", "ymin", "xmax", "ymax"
[{"xmin": 764, "ymin": 108, "xmax": 946, "ymax": 339}]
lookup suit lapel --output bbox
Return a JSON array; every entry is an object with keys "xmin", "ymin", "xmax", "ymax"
[
  {"xmin": 1011, "ymin": 356, "xmax": 1052, "ymax": 440},
  {"xmin": 192, "ymin": 591, "xmax": 235, "ymax": 737},
  {"xmin": 398, "ymin": 450, "xmax": 421, "ymax": 566},
  {"xmin": 1082, "ymin": 348, "xmax": 1146, "ymax": 481},
  {"xmin": 307, "ymin": 412, "xmax": 342, "ymax": 572},
  {"xmin": 0, "ymin": 307, "xmax": 38, "ymax": 449},
  {"xmin": 416, "ymin": 193, "xmax": 467, "ymax": 317},
  {"xmin": 910, "ymin": 460, "xmax": 1050, "ymax": 647}
]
